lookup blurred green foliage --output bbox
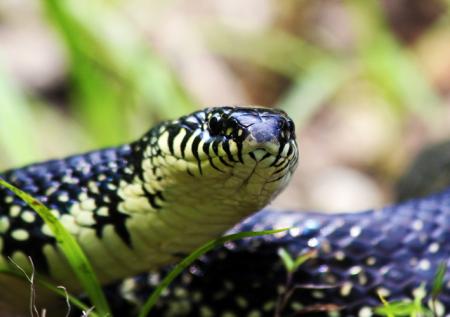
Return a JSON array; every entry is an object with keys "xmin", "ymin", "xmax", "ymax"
[
  {"xmin": 43, "ymin": 0, "xmax": 196, "ymax": 144},
  {"xmin": 43, "ymin": 0, "xmax": 194, "ymax": 139},
  {"xmin": 0, "ymin": 64, "xmax": 40, "ymax": 164},
  {"xmin": 0, "ymin": 0, "xmax": 197, "ymax": 168},
  {"xmin": 375, "ymin": 261, "xmax": 448, "ymax": 316},
  {"xmin": 0, "ymin": 0, "xmax": 447, "ymax": 169},
  {"xmin": 208, "ymin": 0, "xmax": 444, "ymax": 125}
]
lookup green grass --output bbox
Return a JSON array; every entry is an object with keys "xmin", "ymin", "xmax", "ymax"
[
  {"xmin": 376, "ymin": 284, "xmax": 431, "ymax": 317},
  {"xmin": 275, "ymin": 248, "xmax": 320, "ymax": 316},
  {"xmin": 278, "ymin": 247, "xmax": 316, "ymax": 274}
]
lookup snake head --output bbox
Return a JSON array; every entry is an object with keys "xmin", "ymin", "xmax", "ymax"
[
  {"xmin": 126, "ymin": 106, "xmax": 298, "ymax": 235},
  {"xmin": 121, "ymin": 106, "xmax": 298, "ymax": 264},
  {"xmin": 205, "ymin": 106, "xmax": 296, "ymax": 161},
  {"xmin": 134, "ymin": 106, "xmax": 298, "ymax": 207}
]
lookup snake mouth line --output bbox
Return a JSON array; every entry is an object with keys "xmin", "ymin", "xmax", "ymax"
[
  {"xmin": 168, "ymin": 146, "xmax": 293, "ymax": 176},
  {"xmin": 207, "ymin": 150, "xmax": 294, "ymax": 175}
]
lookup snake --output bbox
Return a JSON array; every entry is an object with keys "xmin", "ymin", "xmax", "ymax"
[
  {"xmin": 0, "ymin": 106, "xmax": 298, "ymax": 315},
  {"xmin": 0, "ymin": 106, "xmax": 448, "ymax": 317}
]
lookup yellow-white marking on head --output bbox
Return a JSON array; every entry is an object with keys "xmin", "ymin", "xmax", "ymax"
[{"xmin": 173, "ymin": 128, "xmax": 187, "ymax": 158}]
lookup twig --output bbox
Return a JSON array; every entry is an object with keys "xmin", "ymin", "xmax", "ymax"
[
  {"xmin": 57, "ymin": 286, "xmax": 71, "ymax": 317},
  {"xmin": 274, "ymin": 271, "xmax": 293, "ymax": 317},
  {"xmin": 8, "ymin": 256, "xmax": 41, "ymax": 317}
]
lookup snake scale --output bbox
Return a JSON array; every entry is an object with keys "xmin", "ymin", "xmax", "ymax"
[{"xmin": 0, "ymin": 106, "xmax": 449, "ymax": 317}]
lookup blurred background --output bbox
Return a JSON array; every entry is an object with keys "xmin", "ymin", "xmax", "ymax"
[{"xmin": 1, "ymin": 0, "xmax": 450, "ymax": 213}]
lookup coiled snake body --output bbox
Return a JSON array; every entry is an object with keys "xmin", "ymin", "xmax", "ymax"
[{"xmin": 116, "ymin": 194, "xmax": 450, "ymax": 317}]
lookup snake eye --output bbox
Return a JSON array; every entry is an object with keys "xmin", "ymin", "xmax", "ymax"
[{"xmin": 208, "ymin": 115, "xmax": 223, "ymax": 136}]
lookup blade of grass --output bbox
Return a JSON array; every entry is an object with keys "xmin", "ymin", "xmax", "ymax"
[
  {"xmin": 292, "ymin": 249, "xmax": 316, "ymax": 270},
  {"xmin": 377, "ymin": 292, "xmax": 398, "ymax": 317},
  {"xmin": 278, "ymin": 248, "xmax": 316, "ymax": 274},
  {"xmin": 375, "ymin": 300, "xmax": 418, "ymax": 317},
  {"xmin": 431, "ymin": 262, "xmax": 448, "ymax": 316},
  {"xmin": 376, "ymin": 287, "xmax": 431, "ymax": 317},
  {"xmin": 278, "ymin": 248, "xmax": 295, "ymax": 272},
  {"xmin": 0, "ymin": 178, "xmax": 111, "ymax": 316},
  {"xmin": 138, "ymin": 228, "xmax": 290, "ymax": 317},
  {"xmin": 412, "ymin": 284, "xmax": 429, "ymax": 317},
  {"xmin": 431, "ymin": 261, "xmax": 447, "ymax": 300}
]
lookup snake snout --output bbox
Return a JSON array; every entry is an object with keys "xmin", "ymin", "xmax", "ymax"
[{"xmin": 246, "ymin": 115, "xmax": 296, "ymax": 155}]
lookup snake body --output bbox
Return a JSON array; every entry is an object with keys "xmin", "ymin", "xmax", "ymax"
[
  {"xmin": 0, "ymin": 106, "xmax": 298, "ymax": 314},
  {"xmin": 115, "ymin": 191, "xmax": 450, "ymax": 317}
]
